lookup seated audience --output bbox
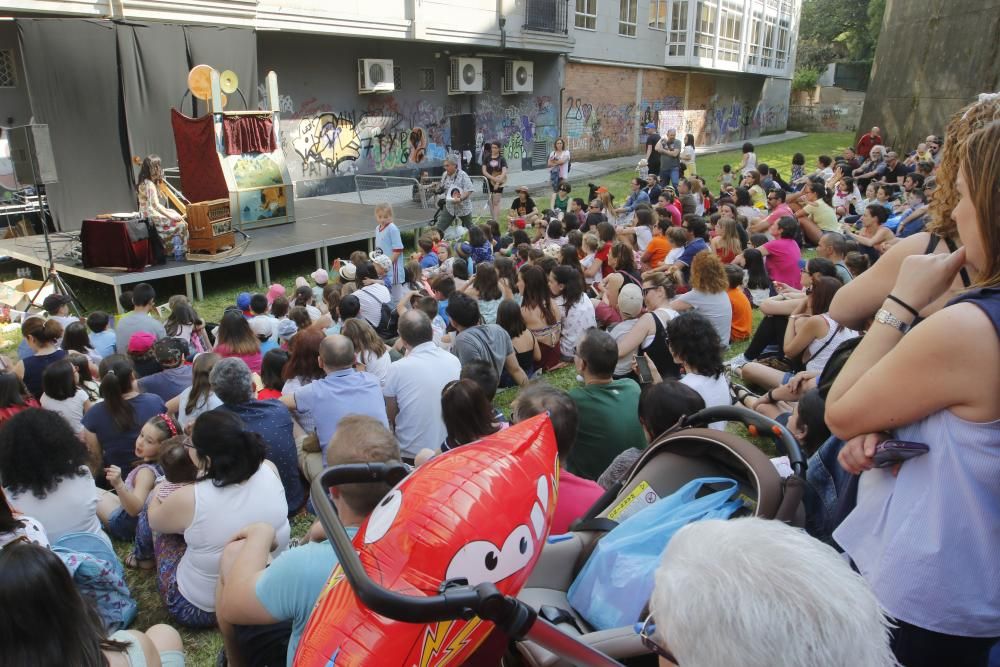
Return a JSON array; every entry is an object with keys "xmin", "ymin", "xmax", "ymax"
[
  {"xmin": 214, "ymin": 310, "xmax": 262, "ymax": 374},
  {"xmin": 0, "ymin": 371, "xmax": 39, "ymax": 426},
  {"xmin": 40, "ymin": 358, "xmax": 91, "ymax": 435},
  {"xmin": 137, "ymin": 338, "xmax": 191, "ymax": 402},
  {"xmin": 667, "ymin": 311, "xmax": 729, "ymax": 429},
  {"xmin": 14, "ymin": 317, "xmax": 66, "ymax": 400},
  {"xmin": 167, "ymin": 352, "xmax": 222, "ymax": 432},
  {"xmin": 210, "ymin": 358, "xmax": 306, "ymax": 515},
  {"xmin": 115, "ymin": 282, "xmax": 166, "ymax": 354},
  {"xmin": 258, "ymin": 348, "xmax": 289, "ymax": 400},
  {"xmin": 669, "ymin": 251, "xmax": 733, "ymax": 347},
  {"xmin": 340, "ymin": 318, "xmax": 391, "ymax": 387},
  {"xmin": 148, "ymin": 410, "xmax": 290, "ymax": 628},
  {"xmin": 725, "ymin": 264, "xmax": 753, "ymax": 342},
  {"xmin": 86, "ymin": 311, "xmax": 117, "ymax": 358},
  {"xmin": 447, "ymin": 293, "xmax": 529, "ymax": 387}
]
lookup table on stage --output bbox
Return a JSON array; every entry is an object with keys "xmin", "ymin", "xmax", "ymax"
[{"xmin": 80, "ymin": 218, "xmax": 162, "ymax": 271}]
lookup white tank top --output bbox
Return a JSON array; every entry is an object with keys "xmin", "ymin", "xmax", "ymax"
[
  {"xmin": 806, "ymin": 314, "xmax": 858, "ymax": 373},
  {"xmin": 177, "ymin": 464, "xmax": 290, "ymax": 612}
]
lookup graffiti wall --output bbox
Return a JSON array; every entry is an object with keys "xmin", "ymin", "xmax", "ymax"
[
  {"xmin": 564, "ymin": 63, "xmax": 789, "ymax": 159},
  {"xmin": 788, "ymin": 102, "xmax": 863, "ymax": 133}
]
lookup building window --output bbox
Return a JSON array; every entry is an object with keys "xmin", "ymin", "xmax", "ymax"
[
  {"xmin": 0, "ymin": 50, "xmax": 16, "ymax": 88},
  {"xmin": 667, "ymin": 0, "xmax": 688, "ymax": 56},
  {"xmin": 747, "ymin": 11, "xmax": 762, "ymax": 66},
  {"xmin": 717, "ymin": 0, "xmax": 742, "ymax": 62},
  {"xmin": 761, "ymin": 13, "xmax": 777, "ymax": 67},
  {"xmin": 575, "ymin": 0, "xmax": 597, "ymax": 30},
  {"xmin": 694, "ymin": 0, "xmax": 716, "ymax": 58},
  {"xmin": 393, "ymin": 66, "xmax": 402, "ymax": 90},
  {"xmin": 774, "ymin": 17, "xmax": 790, "ymax": 68},
  {"xmin": 649, "ymin": 0, "xmax": 668, "ymax": 29},
  {"xmin": 420, "ymin": 68, "xmax": 435, "ymax": 91},
  {"xmin": 482, "ymin": 69, "xmax": 492, "ymax": 92},
  {"xmin": 619, "ymin": 0, "xmax": 638, "ymax": 36}
]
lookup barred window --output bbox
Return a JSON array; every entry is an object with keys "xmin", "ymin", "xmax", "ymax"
[{"xmin": 0, "ymin": 50, "xmax": 16, "ymax": 88}]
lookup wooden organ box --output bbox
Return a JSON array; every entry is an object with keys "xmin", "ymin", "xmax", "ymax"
[{"xmin": 187, "ymin": 199, "xmax": 235, "ymax": 254}]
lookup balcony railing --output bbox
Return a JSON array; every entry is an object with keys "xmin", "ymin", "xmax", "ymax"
[{"xmin": 523, "ymin": 0, "xmax": 570, "ymax": 34}]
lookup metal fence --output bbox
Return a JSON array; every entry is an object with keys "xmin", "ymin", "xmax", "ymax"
[{"xmin": 353, "ymin": 174, "xmax": 495, "ymax": 220}]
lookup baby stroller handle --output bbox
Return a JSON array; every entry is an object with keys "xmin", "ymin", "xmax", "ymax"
[
  {"xmin": 310, "ymin": 467, "xmax": 625, "ymax": 667},
  {"xmin": 682, "ymin": 405, "xmax": 807, "ymax": 477}
]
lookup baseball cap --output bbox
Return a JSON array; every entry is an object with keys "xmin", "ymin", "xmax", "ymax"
[
  {"xmin": 153, "ymin": 337, "xmax": 188, "ymax": 364},
  {"xmin": 42, "ymin": 294, "xmax": 71, "ymax": 313},
  {"xmin": 236, "ymin": 292, "xmax": 252, "ymax": 311},
  {"xmin": 645, "ymin": 122, "xmax": 656, "ymax": 130},
  {"xmin": 127, "ymin": 331, "xmax": 157, "ymax": 354},
  {"xmin": 266, "ymin": 283, "xmax": 286, "ymax": 304},
  {"xmin": 276, "ymin": 318, "xmax": 298, "ymax": 340},
  {"xmin": 339, "ymin": 262, "xmax": 357, "ymax": 282},
  {"xmin": 311, "ymin": 268, "xmax": 329, "ymax": 285},
  {"xmin": 617, "ymin": 283, "xmax": 644, "ymax": 318},
  {"xmin": 249, "ymin": 317, "xmax": 274, "ymax": 337}
]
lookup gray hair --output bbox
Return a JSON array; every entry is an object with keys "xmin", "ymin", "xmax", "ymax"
[
  {"xmin": 444, "ymin": 154, "xmax": 460, "ymax": 166},
  {"xmin": 209, "ymin": 357, "xmax": 254, "ymax": 405},
  {"xmin": 651, "ymin": 518, "xmax": 896, "ymax": 667}
]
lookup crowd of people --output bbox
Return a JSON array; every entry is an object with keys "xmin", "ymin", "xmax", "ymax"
[{"xmin": 0, "ymin": 94, "xmax": 997, "ymax": 667}]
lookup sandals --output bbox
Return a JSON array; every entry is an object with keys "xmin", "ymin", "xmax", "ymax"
[
  {"xmin": 124, "ymin": 553, "xmax": 155, "ymax": 570},
  {"xmin": 729, "ymin": 382, "xmax": 760, "ymax": 407}
]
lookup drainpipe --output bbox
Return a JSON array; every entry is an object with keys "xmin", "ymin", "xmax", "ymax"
[{"xmin": 499, "ymin": 15, "xmax": 507, "ymax": 50}]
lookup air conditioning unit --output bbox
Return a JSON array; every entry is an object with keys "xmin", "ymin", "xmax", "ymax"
[
  {"xmin": 448, "ymin": 57, "xmax": 483, "ymax": 94},
  {"xmin": 358, "ymin": 58, "xmax": 394, "ymax": 94},
  {"xmin": 502, "ymin": 60, "xmax": 534, "ymax": 94}
]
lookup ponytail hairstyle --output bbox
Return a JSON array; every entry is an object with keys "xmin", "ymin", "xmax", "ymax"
[
  {"xmin": 97, "ymin": 355, "xmax": 137, "ymax": 431},
  {"xmin": 20, "ymin": 317, "xmax": 62, "ymax": 347}
]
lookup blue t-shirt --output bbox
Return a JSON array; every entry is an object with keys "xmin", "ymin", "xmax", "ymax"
[
  {"xmin": 81, "ymin": 393, "xmax": 167, "ymax": 476},
  {"xmin": 292, "ymin": 369, "xmax": 388, "ymax": 463},
  {"xmin": 137, "ymin": 365, "xmax": 192, "ymax": 402},
  {"xmin": 256, "ymin": 527, "xmax": 358, "ymax": 666},
  {"xmin": 89, "ymin": 329, "xmax": 117, "ymax": 358},
  {"xmin": 420, "ymin": 253, "xmax": 440, "ymax": 269},
  {"xmin": 215, "ymin": 400, "xmax": 306, "ymax": 515},
  {"xmin": 676, "ymin": 237, "xmax": 709, "ymax": 283},
  {"xmin": 375, "ymin": 222, "xmax": 405, "ymax": 287}
]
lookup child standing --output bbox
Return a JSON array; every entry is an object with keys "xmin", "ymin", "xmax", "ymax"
[
  {"xmin": 718, "ymin": 164, "xmax": 734, "ymax": 189},
  {"xmin": 580, "ymin": 233, "xmax": 603, "ymax": 286},
  {"xmin": 86, "ymin": 311, "xmax": 116, "ymax": 358},
  {"xmin": 97, "ymin": 413, "xmax": 176, "ymax": 568},
  {"xmin": 374, "ymin": 203, "xmax": 405, "ymax": 305}
]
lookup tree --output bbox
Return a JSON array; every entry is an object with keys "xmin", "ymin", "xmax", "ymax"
[{"xmin": 794, "ymin": 0, "xmax": 886, "ymax": 72}]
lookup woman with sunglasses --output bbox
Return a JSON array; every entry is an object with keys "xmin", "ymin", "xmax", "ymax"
[
  {"xmin": 550, "ymin": 180, "xmax": 572, "ymax": 215},
  {"xmin": 613, "ymin": 272, "xmax": 682, "ymax": 380}
]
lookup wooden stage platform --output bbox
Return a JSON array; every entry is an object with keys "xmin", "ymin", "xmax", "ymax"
[{"xmin": 0, "ymin": 197, "xmax": 435, "ymax": 311}]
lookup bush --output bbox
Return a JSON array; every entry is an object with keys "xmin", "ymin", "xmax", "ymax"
[{"xmin": 792, "ymin": 69, "xmax": 821, "ymax": 92}]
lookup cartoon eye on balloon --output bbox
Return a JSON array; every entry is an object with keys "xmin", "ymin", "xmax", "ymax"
[
  {"xmin": 444, "ymin": 524, "xmax": 535, "ymax": 586},
  {"xmin": 364, "ymin": 488, "xmax": 403, "ymax": 544}
]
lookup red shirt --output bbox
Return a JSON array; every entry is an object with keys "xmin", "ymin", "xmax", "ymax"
[
  {"xmin": 856, "ymin": 133, "xmax": 883, "ymax": 159},
  {"xmin": 551, "ymin": 470, "xmax": 605, "ymax": 534},
  {"xmin": 257, "ymin": 388, "xmax": 282, "ymax": 400},
  {"xmin": 595, "ymin": 241, "xmax": 613, "ymax": 278}
]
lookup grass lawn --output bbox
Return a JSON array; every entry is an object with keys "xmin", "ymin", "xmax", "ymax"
[{"xmin": 3, "ymin": 132, "xmax": 845, "ymax": 666}]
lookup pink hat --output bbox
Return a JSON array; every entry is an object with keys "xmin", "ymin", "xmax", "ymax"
[
  {"xmin": 266, "ymin": 283, "xmax": 286, "ymax": 304},
  {"xmin": 127, "ymin": 331, "xmax": 157, "ymax": 354},
  {"xmin": 295, "ymin": 276, "xmax": 309, "ymax": 289},
  {"xmin": 310, "ymin": 268, "xmax": 329, "ymax": 285}
]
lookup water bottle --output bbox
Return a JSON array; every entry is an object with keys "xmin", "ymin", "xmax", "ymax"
[{"xmin": 173, "ymin": 235, "xmax": 184, "ymax": 261}]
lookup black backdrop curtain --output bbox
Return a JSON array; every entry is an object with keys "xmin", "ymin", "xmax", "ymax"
[
  {"xmin": 16, "ymin": 19, "xmax": 258, "ymax": 231},
  {"xmin": 17, "ymin": 19, "xmax": 135, "ymax": 231}
]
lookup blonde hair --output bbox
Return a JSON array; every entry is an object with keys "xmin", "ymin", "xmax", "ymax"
[
  {"xmin": 691, "ymin": 251, "xmax": 728, "ymax": 294},
  {"xmin": 341, "ymin": 317, "xmax": 388, "ymax": 358},
  {"xmin": 582, "ymin": 233, "xmax": 600, "ymax": 252},
  {"xmin": 959, "ymin": 121, "xmax": 1000, "ymax": 288},
  {"xmin": 716, "ymin": 218, "xmax": 742, "ymax": 258},
  {"xmin": 929, "ymin": 94, "xmax": 1000, "ymax": 238},
  {"xmin": 374, "ymin": 202, "xmax": 394, "ymax": 217}
]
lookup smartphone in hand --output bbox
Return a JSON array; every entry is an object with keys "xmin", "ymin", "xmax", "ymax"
[
  {"xmin": 635, "ymin": 354, "xmax": 654, "ymax": 384},
  {"xmin": 872, "ymin": 440, "xmax": 929, "ymax": 468}
]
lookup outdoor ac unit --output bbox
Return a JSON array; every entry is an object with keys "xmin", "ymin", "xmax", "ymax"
[
  {"xmin": 502, "ymin": 60, "xmax": 534, "ymax": 94},
  {"xmin": 448, "ymin": 57, "xmax": 483, "ymax": 94},
  {"xmin": 358, "ymin": 58, "xmax": 394, "ymax": 94}
]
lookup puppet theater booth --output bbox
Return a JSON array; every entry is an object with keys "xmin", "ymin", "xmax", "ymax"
[{"xmin": 0, "ymin": 19, "xmax": 433, "ymax": 306}]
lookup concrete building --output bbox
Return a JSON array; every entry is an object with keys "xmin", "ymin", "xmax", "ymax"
[{"xmin": 0, "ymin": 0, "xmax": 800, "ymax": 200}]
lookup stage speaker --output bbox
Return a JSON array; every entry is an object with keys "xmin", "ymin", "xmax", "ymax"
[
  {"xmin": 8, "ymin": 124, "xmax": 58, "ymax": 186},
  {"xmin": 449, "ymin": 114, "xmax": 476, "ymax": 152}
]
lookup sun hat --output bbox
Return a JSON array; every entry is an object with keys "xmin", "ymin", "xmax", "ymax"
[
  {"xmin": 276, "ymin": 319, "xmax": 298, "ymax": 340},
  {"xmin": 310, "ymin": 269, "xmax": 329, "ymax": 285},
  {"xmin": 339, "ymin": 262, "xmax": 357, "ymax": 282}
]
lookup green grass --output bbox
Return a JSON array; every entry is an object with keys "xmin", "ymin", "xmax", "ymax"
[{"xmin": 1, "ymin": 132, "xmax": 846, "ymax": 666}]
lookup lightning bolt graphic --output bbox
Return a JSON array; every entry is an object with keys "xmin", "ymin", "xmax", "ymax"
[{"xmin": 419, "ymin": 618, "xmax": 483, "ymax": 667}]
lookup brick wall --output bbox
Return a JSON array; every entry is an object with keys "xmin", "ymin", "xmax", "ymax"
[{"xmin": 563, "ymin": 62, "xmax": 640, "ymax": 159}]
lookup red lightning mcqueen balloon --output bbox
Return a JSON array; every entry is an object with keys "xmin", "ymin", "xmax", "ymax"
[{"xmin": 295, "ymin": 414, "xmax": 559, "ymax": 667}]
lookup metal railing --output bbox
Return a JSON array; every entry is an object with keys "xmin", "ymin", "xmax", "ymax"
[
  {"xmin": 523, "ymin": 0, "xmax": 570, "ymax": 34},
  {"xmin": 353, "ymin": 174, "xmax": 495, "ymax": 221}
]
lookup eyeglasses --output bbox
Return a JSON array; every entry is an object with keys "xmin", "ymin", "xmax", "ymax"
[
  {"xmin": 641, "ymin": 286, "xmax": 659, "ymax": 295},
  {"xmin": 635, "ymin": 613, "xmax": 679, "ymax": 664}
]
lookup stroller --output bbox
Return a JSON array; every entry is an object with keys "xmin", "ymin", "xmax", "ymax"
[
  {"xmin": 512, "ymin": 405, "xmax": 807, "ymax": 667},
  {"xmin": 309, "ymin": 405, "xmax": 804, "ymax": 667}
]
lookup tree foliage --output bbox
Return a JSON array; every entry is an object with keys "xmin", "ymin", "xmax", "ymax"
[{"xmin": 794, "ymin": 0, "xmax": 886, "ymax": 72}]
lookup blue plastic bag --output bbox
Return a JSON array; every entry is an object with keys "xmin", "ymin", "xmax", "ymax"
[{"xmin": 567, "ymin": 477, "xmax": 744, "ymax": 631}]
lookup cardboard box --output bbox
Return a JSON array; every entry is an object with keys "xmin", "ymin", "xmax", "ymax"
[{"xmin": 0, "ymin": 278, "xmax": 54, "ymax": 312}]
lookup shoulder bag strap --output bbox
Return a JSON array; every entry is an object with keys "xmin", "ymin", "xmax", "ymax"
[
  {"xmin": 806, "ymin": 323, "xmax": 843, "ymax": 364},
  {"xmin": 940, "ymin": 235, "xmax": 973, "ymax": 287}
]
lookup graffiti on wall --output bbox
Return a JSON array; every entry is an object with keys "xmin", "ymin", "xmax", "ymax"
[
  {"xmin": 656, "ymin": 96, "xmax": 789, "ymax": 147},
  {"xmin": 788, "ymin": 103, "xmax": 861, "ymax": 133},
  {"xmin": 564, "ymin": 96, "xmax": 637, "ymax": 153},
  {"xmin": 271, "ymin": 93, "xmax": 559, "ymax": 181}
]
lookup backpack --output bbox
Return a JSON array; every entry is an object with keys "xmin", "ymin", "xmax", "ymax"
[
  {"xmin": 52, "ymin": 532, "xmax": 138, "ymax": 631},
  {"xmin": 374, "ymin": 301, "xmax": 399, "ymax": 341}
]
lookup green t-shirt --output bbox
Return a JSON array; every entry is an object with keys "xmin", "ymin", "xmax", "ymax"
[
  {"xmin": 804, "ymin": 200, "xmax": 839, "ymax": 232},
  {"xmin": 567, "ymin": 379, "xmax": 647, "ymax": 480}
]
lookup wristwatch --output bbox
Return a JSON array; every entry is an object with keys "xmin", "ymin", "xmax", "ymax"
[{"xmin": 875, "ymin": 308, "xmax": 911, "ymax": 334}]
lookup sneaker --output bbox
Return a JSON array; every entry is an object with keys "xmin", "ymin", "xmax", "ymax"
[{"xmin": 725, "ymin": 354, "xmax": 749, "ymax": 371}]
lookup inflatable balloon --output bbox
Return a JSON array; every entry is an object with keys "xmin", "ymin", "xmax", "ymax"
[{"xmin": 296, "ymin": 414, "xmax": 559, "ymax": 666}]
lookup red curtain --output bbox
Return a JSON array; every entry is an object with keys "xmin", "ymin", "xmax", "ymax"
[
  {"xmin": 170, "ymin": 109, "xmax": 229, "ymax": 203},
  {"xmin": 222, "ymin": 115, "xmax": 277, "ymax": 155}
]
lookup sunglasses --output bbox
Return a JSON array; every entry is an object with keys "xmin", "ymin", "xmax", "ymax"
[
  {"xmin": 641, "ymin": 286, "xmax": 659, "ymax": 295},
  {"xmin": 635, "ymin": 613, "xmax": 679, "ymax": 664}
]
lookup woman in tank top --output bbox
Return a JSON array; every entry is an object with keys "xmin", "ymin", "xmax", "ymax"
[
  {"xmin": 828, "ymin": 120, "xmax": 1000, "ymax": 666},
  {"xmin": 613, "ymin": 273, "xmax": 682, "ymax": 379},
  {"xmin": 148, "ymin": 410, "xmax": 290, "ymax": 628}
]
